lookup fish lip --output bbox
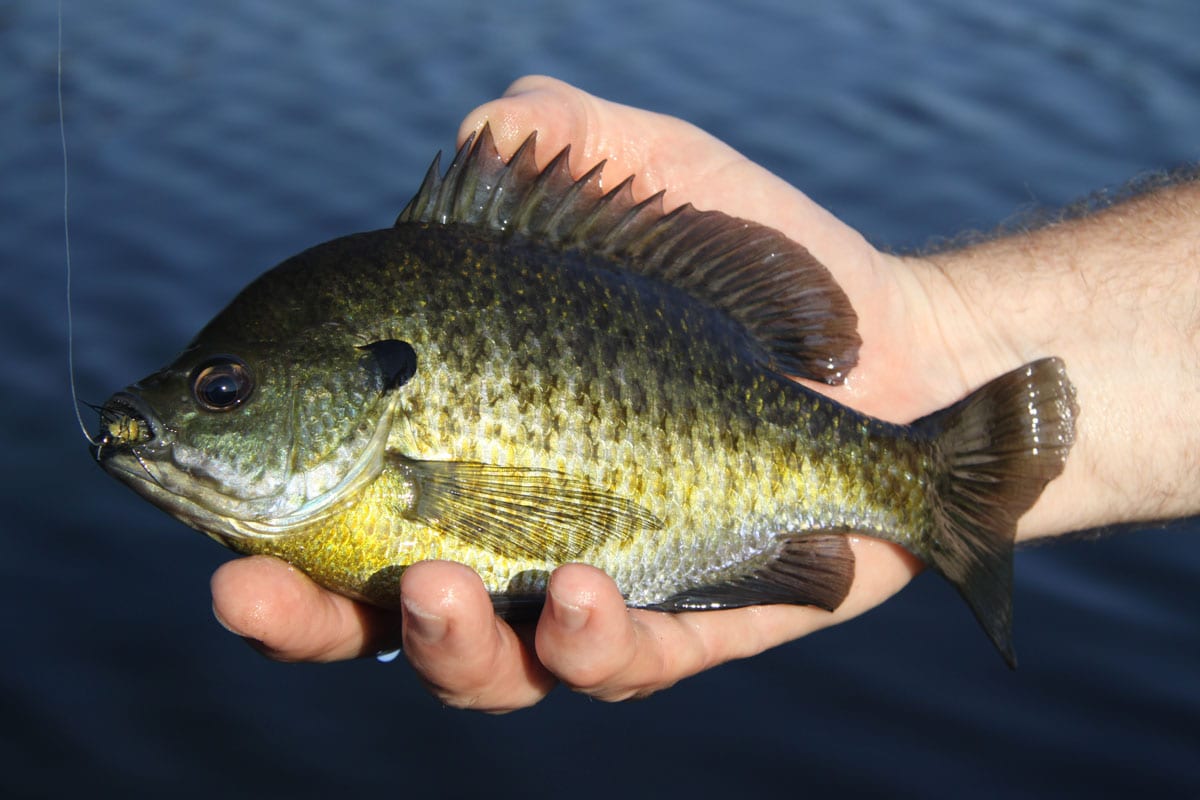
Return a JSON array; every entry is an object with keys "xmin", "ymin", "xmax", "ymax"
[{"xmin": 93, "ymin": 391, "xmax": 167, "ymax": 459}]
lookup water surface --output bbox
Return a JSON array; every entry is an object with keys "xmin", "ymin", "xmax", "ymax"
[{"xmin": 3, "ymin": 1, "xmax": 1198, "ymax": 796}]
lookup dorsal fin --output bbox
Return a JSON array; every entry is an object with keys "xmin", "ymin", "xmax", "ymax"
[{"xmin": 397, "ymin": 125, "xmax": 860, "ymax": 383}]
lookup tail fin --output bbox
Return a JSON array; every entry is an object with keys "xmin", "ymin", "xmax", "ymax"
[{"xmin": 914, "ymin": 357, "xmax": 1077, "ymax": 667}]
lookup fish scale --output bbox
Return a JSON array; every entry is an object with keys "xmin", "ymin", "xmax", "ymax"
[
  {"xmin": 95, "ymin": 126, "xmax": 1076, "ymax": 665},
  {"xmin": 222, "ymin": 224, "xmax": 924, "ymax": 601}
]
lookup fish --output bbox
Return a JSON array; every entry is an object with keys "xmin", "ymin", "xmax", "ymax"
[{"xmin": 95, "ymin": 125, "xmax": 1077, "ymax": 666}]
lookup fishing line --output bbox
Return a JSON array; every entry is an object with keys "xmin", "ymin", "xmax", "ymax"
[{"xmin": 60, "ymin": 0, "xmax": 101, "ymax": 446}]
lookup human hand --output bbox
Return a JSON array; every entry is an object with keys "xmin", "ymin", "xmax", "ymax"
[{"xmin": 212, "ymin": 75, "xmax": 1197, "ymax": 710}]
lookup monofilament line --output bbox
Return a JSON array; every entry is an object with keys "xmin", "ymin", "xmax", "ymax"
[{"xmin": 60, "ymin": 0, "xmax": 100, "ymax": 445}]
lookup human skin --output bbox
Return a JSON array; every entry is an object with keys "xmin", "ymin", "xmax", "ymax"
[{"xmin": 210, "ymin": 76, "xmax": 1200, "ymax": 712}]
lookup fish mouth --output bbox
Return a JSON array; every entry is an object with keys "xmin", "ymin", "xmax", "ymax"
[
  {"xmin": 92, "ymin": 390, "xmax": 178, "ymax": 502},
  {"xmin": 93, "ymin": 391, "xmax": 164, "ymax": 458}
]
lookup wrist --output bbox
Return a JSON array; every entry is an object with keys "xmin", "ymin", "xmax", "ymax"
[{"xmin": 913, "ymin": 183, "xmax": 1200, "ymax": 537}]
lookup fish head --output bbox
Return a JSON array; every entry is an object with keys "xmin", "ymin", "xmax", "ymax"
[{"xmin": 95, "ymin": 320, "xmax": 416, "ymax": 544}]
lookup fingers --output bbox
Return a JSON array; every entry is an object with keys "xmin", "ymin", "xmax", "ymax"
[
  {"xmin": 210, "ymin": 557, "xmax": 555, "ymax": 711},
  {"xmin": 535, "ymin": 564, "xmax": 709, "ymax": 701},
  {"xmin": 210, "ymin": 556, "xmax": 401, "ymax": 662},
  {"xmin": 210, "ymin": 534, "xmax": 921, "ymax": 709},
  {"xmin": 396, "ymin": 562, "xmax": 711, "ymax": 706},
  {"xmin": 397, "ymin": 561, "xmax": 556, "ymax": 713}
]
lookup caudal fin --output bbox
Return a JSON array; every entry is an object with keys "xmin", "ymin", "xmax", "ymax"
[{"xmin": 914, "ymin": 357, "xmax": 1077, "ymax": 667}]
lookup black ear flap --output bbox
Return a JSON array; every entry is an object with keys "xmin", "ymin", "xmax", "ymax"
[{"xmin": 359, "ymin": 339, "xmax": 417, "ymax": 390}]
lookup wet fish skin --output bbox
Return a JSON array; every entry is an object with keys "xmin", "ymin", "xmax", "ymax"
[
  {"xmin": 95, "ymin": 127, "xmax": 1076, "ymax": 666},
  {"xmin": 226, "ymin": 225, "xmax": 921, "ymax": 596}
]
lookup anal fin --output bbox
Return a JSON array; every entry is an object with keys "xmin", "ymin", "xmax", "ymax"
[{"xmin": 647, "ymin": 532, "xmax": 856, "ymax": 613}]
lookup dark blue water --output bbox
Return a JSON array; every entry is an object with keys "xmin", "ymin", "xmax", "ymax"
[{"xmin": 4, "ymin": 1, "xmax": 1199, "ymax": 796}]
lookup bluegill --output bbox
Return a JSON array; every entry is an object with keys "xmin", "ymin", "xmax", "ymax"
[{"xmin": 96, "ymin": 127, "xmax": 1076, "ymax": 665}]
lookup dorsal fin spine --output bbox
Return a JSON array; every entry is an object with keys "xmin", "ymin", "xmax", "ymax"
[
  {"xmin": 457, "ymin": 138, "xmax": 495, "ymax": 224},
  {"xmin": 447, "ymin": 132, "xmax": 482, "ymax": 224},
  {"xmin": 556, "ymin": 160, "xmax": 606, "ymax": 238},
  {"xmin": 516, "ymin": 146, "xmax": 569, "ymax": 234},
  {"xmin": 567, "ymin": 175, "xmax": 634, "ymax": 247},
  {"xmin": 399, "ymin": 153, "xmax": 443, "ymax": 223},
  {"xmin": 428, "ymin": 133, "xmax": 465, "ymax": 224},
  {"xmin": 605, "ymin": 191, "xmax": 666, "ymax": 258},
  {"xmin": 499, "ymin": 134, "xmax": 541, "ymax": 231},
  {"xmin": 540, "ymin": 149, "xmax": 593, "ymax": 239}
]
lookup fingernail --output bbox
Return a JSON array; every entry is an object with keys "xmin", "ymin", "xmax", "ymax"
[
  {"xmin": 549, "ymin": 586, "xmax": 590, "ymax": 633},
  {"xmin": 402, "ymin": 597, "xmax": 447, "ymax": 643}
]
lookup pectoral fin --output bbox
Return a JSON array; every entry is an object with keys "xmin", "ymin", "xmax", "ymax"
[
  {"xmin": 647, "ymin": 532, "xmax": 856, "ymax": 613},
  {"xmin": 394, "ymin": 456, "xmax": 662, "ymax": 562}
]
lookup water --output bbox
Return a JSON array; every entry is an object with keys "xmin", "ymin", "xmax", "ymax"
[{"xmin": 4, "ymin": 0, "xmax": 1199, "ymax": 795}]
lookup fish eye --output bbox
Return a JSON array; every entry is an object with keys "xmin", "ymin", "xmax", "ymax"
[{"xmin": 190, "ymin": 356, "xmax": 254, "ymax": 412}]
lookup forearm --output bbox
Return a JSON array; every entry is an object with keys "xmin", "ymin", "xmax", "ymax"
[{"xmin": 916, "ymin": 178, "xmax": 1200, "ymax": 538}]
